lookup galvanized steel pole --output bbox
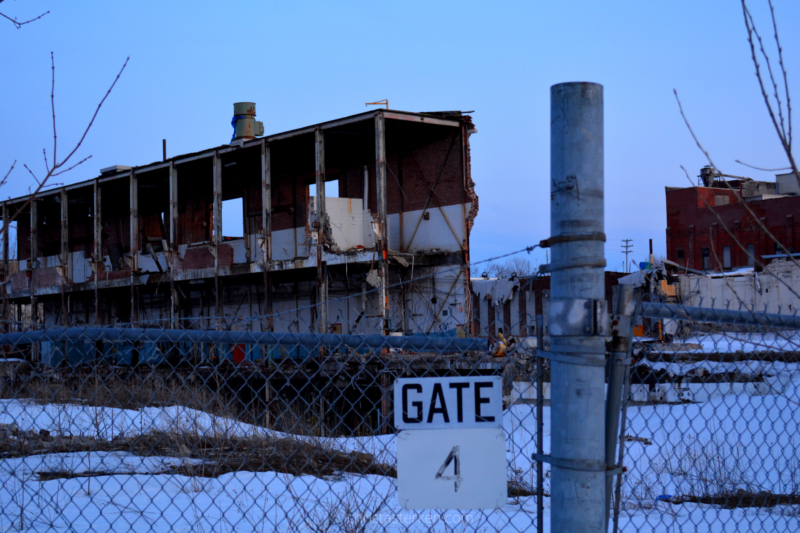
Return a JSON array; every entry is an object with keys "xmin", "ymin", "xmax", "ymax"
[{"xmin": 548, "ymin": 82, "xmax": 606, "ymax": 532}]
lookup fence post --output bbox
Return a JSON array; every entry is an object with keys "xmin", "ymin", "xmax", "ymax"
[
  {"xmin": 547, "ymin": 82, "xmax": 606, "ymax": 532},
  {"xmin": 605, "ymin": 284, "xmax": 636, "ymax": 524}
]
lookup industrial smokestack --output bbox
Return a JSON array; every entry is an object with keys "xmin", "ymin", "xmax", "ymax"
[{"xmin": 231, "ymin": 102, "xmax": 265, "ymax": 143}]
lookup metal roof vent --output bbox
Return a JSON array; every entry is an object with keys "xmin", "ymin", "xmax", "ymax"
[{"xmin": 231, "ymin": 102, "xmax": 264, "ymax": 143}]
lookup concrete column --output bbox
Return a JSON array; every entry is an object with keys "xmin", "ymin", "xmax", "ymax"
[
  {"xmin": 549, "ymin": 81, "xmax": 606, "ymax": 533},
  {"xmin": 2, "ymin": 202, "xmax": 8, "ymax": 326},
  {"xmin": 93, "ymin": 181, "xmax": 102, "ymax": 325},
  {"xmin": 30, "ymin": 197, "xmax": 38, "ymax": 326},
  {"xmin": 375, "ymin": 111, "xmax": 389, "ymax": 334},
  {"xmin": 213, "ymin": 152, "xmax": 222, "ymax": 330},
  {"xmin": 169, "ymin": 162, "xmax": 179, "ymax": 328},
  {"xmin": 60, "ymin": 188, "xmax": 68, "ymax": 325},
  {"xmin": 130, "ymin": 170, "xmax": 139, "ymax": 325},
  {"xmin": 315, "ymin": 127, "xmax": 328, "ymax": 334},
  {"xmin": 261, "ymin": 141, "xmax": 273, "ymax": 332}
]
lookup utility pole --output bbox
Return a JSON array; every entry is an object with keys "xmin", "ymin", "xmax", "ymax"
[
  {"xmin": 547, "ymin": 82, "xmax": 607, "ymax": 532},
  {"xmin": 621, "ymin": 239, "xmax": 633, "ymax": 273}
]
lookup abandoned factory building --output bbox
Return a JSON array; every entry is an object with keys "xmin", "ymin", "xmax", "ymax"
[
  {"xmin": 1, "ymin": 106, "xmax": 479, "ymax": 338},
  {"xmin": 666, "ymin": 166, "xmax": 800, "ymax": 272}
]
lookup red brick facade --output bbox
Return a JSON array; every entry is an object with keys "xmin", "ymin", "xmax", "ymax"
[{"xmin": 666, "ymin": 186, "xmax": 800, "ymax": 271}]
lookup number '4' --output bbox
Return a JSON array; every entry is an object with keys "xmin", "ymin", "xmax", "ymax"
[{"xmin": 435, "ymin": 446, "xmax": 462, "ymax": 492}]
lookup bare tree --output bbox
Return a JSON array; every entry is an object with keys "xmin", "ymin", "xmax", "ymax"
[{"xmin": 472, "ymin": 257, "xmax": 533, "ymax": 279}]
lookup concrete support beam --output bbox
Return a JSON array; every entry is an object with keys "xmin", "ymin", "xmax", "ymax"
[
  {"xmin": 93, "ymin": 180, "xmax": 101, "ymax": 325},
  {"xmin": 60, "ymin": 188, "xmax": 68, "ymax": 325},
  {"xmin": 375, "ymin": 111, "xmax": 389, "ymax": 334},
  {"xmin": 30, "ymin": 197, "xmax": 38, "ymax": 326},
  {"xmin": 315, "ymin": 127, "xmax": 327, "ymax": 334},
  {"xmin": 169, "ymin": 162, "xmax": 179, "ymax": 328},
  {"xmin": 130, "ymin": 170, "xmax": 139, "ymax": 325},
  {"xmin": 213, "ymin": 151, "xmax": 222, "ymax": 330},
  {"xmin": 261, "ymin": 140, "xmax": 273, "ymax": 332},
  {"xmin": 2, "ymin": 202, "xmax": 8, "ymax": 326}
]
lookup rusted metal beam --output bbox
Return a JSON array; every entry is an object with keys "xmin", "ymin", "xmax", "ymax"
[
  {"xmin": 384, "ymin": 111, "xmax": 460, "ymax": 127},
  {"xmin": 213, "ymin": 151, "xmax": 222, "ymax": 330},
  {"xmin": 461, "ymin": 122, "xmax": 471, "ymax": 340},
  {"xmin": 315, "ymin": 127, "xmax": 327, "ymax": 334},
  {"xmin": 375, "ymin": 111, "xmax": 389, "ymax": 334},
  {"xmin": 60, "ymin": 188, "xmax": 68, "ymax": 326}
]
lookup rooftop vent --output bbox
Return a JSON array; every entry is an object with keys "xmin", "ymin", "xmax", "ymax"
[{"xmin": 231, "ymin": 102, "xmax": 264, "ymax": 143}]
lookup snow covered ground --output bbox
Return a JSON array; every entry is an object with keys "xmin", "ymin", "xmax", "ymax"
[{"xmin": 2, "ymin": 369, "xmax": 800, "ymax": 531}]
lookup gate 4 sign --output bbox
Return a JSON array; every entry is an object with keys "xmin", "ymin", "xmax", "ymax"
[{"xmin": 394, "ymin": 377, "xmax": 506, "ymax": 509}]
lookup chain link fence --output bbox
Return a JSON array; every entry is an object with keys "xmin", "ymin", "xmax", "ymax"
[
  {"xmin": 1, "ymin": 279, "xmax": 800, "ymax": 531},
  {"xmin": 610, "ymin": 299, "xmax": 800, "ymax": 532}
]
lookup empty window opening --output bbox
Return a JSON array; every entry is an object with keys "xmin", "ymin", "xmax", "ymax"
[
  {"xmin": 702, "ymin": 248, "xmax": 710, "ymax": 270},
  {"xmin": 222, "ymin": 198, "xmax": 244, "ymax": 238},
  {"xmin": 309, "ymin": 180, "xmax": 339, "ymax": 199},
  {"xmin": 676, "ymin": 249, "xmax": 684, "ymax": 260},
  {"xmin": 747, "ymin": 244, "xmax": 755, "ymax": 266},
  {"xmin": 723, "ymin": 246, "xmax": 731, "ymax": 269}
]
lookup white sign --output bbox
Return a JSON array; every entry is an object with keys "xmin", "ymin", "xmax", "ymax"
[
  {"xmin": 397, "ymin": 428, "xmax": 507, "ymax": 509},
  {"xmin": 394, "ymin": 376, "xmax": 503, "ymax": 430}
]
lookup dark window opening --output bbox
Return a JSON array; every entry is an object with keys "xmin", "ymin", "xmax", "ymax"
[
  {"xmin": 677, "ymin": 249, "xmax": 684, "ymax": 260},
  {"xmin": 702, "ymin": 248, "xmax": 710, "ymax": 270},
  {"xmin": 747, "ymin": 244, "xmax": 755, "ymax": 267}
]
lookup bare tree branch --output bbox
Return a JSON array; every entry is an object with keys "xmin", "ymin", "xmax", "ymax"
[
  {"xmin": 734, "ymin": 159, "xmax": 791, "ymax": 172},
  {"xmin": 50, "ymin": 52, "xmax": 57, "ymax": 167},
  {"xmin": 1, "ymin": 54, "xmax": 129, "ymax": 237},
  {"xmin": 767, "ymin": 0, "xmax": 792, "ymax": 148},
  {"xmin": 745, "ymin": 5, "xmax": 786, "ymax": 142},
  {"xmin": 57, "ymin": 56, "xmax": 129, "ymax": 172},
  {"xmin": 0, "ymin": 161, "xmax": 15, "ymax": 190},
  {"xmin": 741, "ymin": 1, "xmax": 798, "ymax": 181},
  {"xmin": 0, "ymin": 1, "xmax": 49, "ymax": 29}
]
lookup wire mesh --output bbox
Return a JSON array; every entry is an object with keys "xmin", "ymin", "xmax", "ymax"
[
  {"xmin": 1, "ymin": 274, "xmax": 799, "ymax": 531},
  {"xmin": 612, "ymin": 298, "xmax": 800, "ymax": 532},
  {"xmin": 0, "ymin": 288, "xmax": 548, "ymax": 533}
]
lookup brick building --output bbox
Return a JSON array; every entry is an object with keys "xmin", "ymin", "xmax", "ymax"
[
  {"xmin": 0, "ymin": 105, "xmax": 479, "ymax": 346},
  {"xmin": 666, "ymin": 167, "xmax": 800, "ymax": 271}
]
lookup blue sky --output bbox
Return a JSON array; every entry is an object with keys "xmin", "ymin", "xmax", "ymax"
[{"xmin": 2, "ymin": 1, "xmax": 797, "ymax": 271}]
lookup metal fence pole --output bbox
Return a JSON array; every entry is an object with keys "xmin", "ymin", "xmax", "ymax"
[
  {"xmin": 535, "ymin": 314, "xmax": 545, "ymax": 533},
  {"xmin": 605, "ymin": 284, "xmax": 636, "ymax": 524},
  {"xmin": 548, "ymin": 81, "xmax": 606, "ymax": 532}
]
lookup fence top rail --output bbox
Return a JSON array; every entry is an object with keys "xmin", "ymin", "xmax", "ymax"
[
  {"xmin": 0, "ymin": 327, "xmax": 490, "ymax": 354},
  {"xmin": 641, "ymin": 301, "xmax": 800, "ymax": 330}
]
